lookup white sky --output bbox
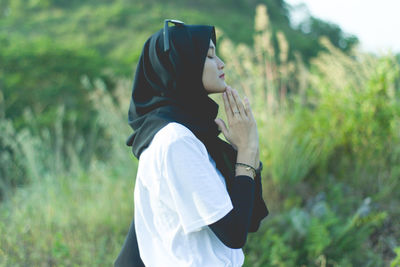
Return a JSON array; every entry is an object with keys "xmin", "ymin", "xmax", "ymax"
[{"xmin": 285, "ymin": 0, "xmax": 400, "ymax": 53}]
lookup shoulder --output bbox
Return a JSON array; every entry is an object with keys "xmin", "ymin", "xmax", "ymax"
[
  {"xmin": 154, "ymin": 122, "xmax": 196, "ymax": 143},
  {"xmin": 150, "ymin": 122, "xmax": 208, "ymax": 157}
]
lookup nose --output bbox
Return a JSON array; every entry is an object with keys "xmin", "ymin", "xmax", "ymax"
[{"xmin": 218, "ymin": 57, "xmax": 225, "ymax": 70}]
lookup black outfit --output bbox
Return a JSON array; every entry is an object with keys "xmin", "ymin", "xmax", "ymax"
[{"xmin": 114, "ymin": 21, "xmax": 268, "ymax": 267}]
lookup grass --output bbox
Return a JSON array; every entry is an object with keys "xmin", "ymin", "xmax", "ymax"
[
  {"xmin": 1, "ymin": 3, "xmax": 399, "ymax": 267},
  {"xmin": 0, "ymin": 161, "xmax": 137, "ymax": 266}
]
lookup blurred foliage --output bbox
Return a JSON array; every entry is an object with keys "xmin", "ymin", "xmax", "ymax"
[
  {"xmin": 0, "ymin": 0, "xmax": 359, "ymax": 190},
  {"xmin": 0, "ymin": 35, "xmax": 113, "ymax": 127},
  {"xmin": 244, "ymin": 189, "xmax": 387, "ymax": 266},
  {"xmin": 391, "ymin": 247, "xmax": 400, "ymax": 267},
  {"xmin": 0, "ymin": 0, "xmax": 357, "ymax": 75},
  {"xmin": 0, "ymin": 76, "xmax": 132, "ymax": 200},
  {"xmin": 0, "ymin": 163, "xmax": 137, "ymax": 266},
  {"xmin": 0, "ymin": 79, "xmax": 136, "ymax": 265},
  {"xmin": 218, "ymin": 4, "xmax": 400, "ymax": 265},
  {"xmin": 1, "ymin": 1, "xmax": 399, "ymax": 266},
  {"xmin": 0, "ymin": 35, "xmax": 118, "ymax": 199}
]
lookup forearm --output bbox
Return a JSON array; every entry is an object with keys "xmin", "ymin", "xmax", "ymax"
[
  {"xmin": 208, "ymin": 175, "xmax": 255, "ymax": 248},
  {"xmin": 248, "ymin": 171, "xmax": 269, "ymax": 232},
  {"xmin": 208, "ymin": 149, "xmax": 266, "ymax": 247},
  {"xmin": 236, "ymin": 147, "xmax": 259, "ymax": 176}
]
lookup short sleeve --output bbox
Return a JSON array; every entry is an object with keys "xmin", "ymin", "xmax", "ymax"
[{"xmin": 162, "ymin": 135, "xmax": 233, "ymax": 234}]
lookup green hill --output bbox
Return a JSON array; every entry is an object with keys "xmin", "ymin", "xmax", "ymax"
[
  {"xmin": 1, "ymin": 0, "xmax": 357, "ymax": 76},
  {"xmin": 0, "ymin": 0, "xmax": 359, "ymax": 188}
]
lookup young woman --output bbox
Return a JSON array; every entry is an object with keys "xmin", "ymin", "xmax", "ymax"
[{"xmin": 114, "ymin": 20, "xmax": 269, "ymax": 267}]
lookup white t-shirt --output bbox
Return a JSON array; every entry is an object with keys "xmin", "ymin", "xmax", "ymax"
[{"xmin": 134, "ymin": 122, "xmax": 244, "ymax": 267}]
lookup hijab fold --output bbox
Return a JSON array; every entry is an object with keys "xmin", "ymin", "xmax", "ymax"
[{"xmin": 126, "ymin": 23, "xmax": 237, "ymax": 189}]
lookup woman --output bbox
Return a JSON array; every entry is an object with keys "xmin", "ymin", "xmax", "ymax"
[{"xmin": 114, "ymin": 20, "xmax": 268, "ymax": 267}]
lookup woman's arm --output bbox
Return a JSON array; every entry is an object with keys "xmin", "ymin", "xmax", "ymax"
[
  {"xmin": 208, "ymin": 161, "xmax": 269, "ymax": 248},
  {"xmin": 208, "ymin": 174, "xmax": 255, "ymax": 249},
  {"xmin": 210, "ymin": 86, "xmax": 268, "ymax": 247},
  {"xmin": 208, "ymin": 148, "xmax": 258, "ymax": 249},
  {"xmin": 248, "ymin": 166, "xmax": 269, "ymax": 232}
]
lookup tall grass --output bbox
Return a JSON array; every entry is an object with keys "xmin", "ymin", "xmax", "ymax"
[
  {"xmin": 0, "ymin": 78, "xmax": 137, "ymax": 266},
  {"xmin": 218, "ymin": 4, "xmax": 400, "ymax": 266},
  {"xmin": 1, "ymin": 3, "xmax": 400, "ymax": 266}
]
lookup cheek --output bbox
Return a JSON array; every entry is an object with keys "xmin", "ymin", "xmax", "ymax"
[
  {"xmin": 202, "ymin": 60, "xmax": 221, "ymax": 90},
  {"xmin": 208, "ymin": 62, "xmax": 218, "ymax": 78},
  {"xmin": 202, "ymin": 62, "xmax": 212, "ymax": 82}
]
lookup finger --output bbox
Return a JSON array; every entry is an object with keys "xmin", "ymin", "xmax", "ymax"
[
  {"xmin": 227, "ymin": 87, "xmax": 239, "ymax": 116},
  {"xmin": 215, "ymin": 118, "xmax": 229, "ymax": 138},
  {"xmin": 244, "ymin": 97, "xmax": 255, "ymax": 120},
  {"xmin": 241, "ymin": 95, "xmax": 250, "ymax": 117},
  {"xmin": 232, "ymin": 89, "xmax": 247, "ymax": 119},
  {"xmin": 222, "ymin": 90, "xmax": 233, "ymax": 119}
]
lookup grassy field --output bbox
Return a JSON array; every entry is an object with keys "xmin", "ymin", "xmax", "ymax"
[{"xmin": 1, "ymin": 3, "xmax": 400, "ymax": 267}]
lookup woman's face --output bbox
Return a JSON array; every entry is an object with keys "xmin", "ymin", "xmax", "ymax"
[{"xmin": 202, "ymin": 40, "xmax": 226, "ymax": 94}]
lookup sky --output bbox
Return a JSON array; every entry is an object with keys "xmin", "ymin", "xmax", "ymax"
[{"xmin": 285, "ymin": 0, "xmax": 400, "ymax": 53}]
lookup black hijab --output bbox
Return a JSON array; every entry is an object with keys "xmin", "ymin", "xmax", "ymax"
[{"xmin": 125, "ymin": 21, "xmax": 237, "ymax": 189}]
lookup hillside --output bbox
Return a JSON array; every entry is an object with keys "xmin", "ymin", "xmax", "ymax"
[{"xmin": 1, "ymin": 0, "xmax": 357, "ymax": 76}]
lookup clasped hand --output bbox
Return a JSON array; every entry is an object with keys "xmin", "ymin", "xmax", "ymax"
[{"xmin": 214, "ymin": 86, "xmax": 259, "ymax": 154}]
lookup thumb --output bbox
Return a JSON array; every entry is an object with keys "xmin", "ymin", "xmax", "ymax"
[{"xmin": 214, "ymin": 118, "xmax": 229, "ymax": 137}]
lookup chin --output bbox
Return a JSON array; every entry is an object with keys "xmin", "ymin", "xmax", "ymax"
[
  {"xmin": 204, "ymin": 81, "xmax": 227, "ymax": 94},
  {"xmin": 210, "ymin": 87, "xmax": 226, "ymax": 94},
  {"xmin": 216, "ymin": 82, "xmax": 227, "ymax": 92}
]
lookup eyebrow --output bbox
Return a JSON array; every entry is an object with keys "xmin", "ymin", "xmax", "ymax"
[{"xmin": 209, "ymin": 46, "xmax": 215, "ymax": 50}]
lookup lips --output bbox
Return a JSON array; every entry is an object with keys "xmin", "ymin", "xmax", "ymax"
[{"xmin": 219, "ymin": 73, "xmax": 225, "ymax": 79}]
